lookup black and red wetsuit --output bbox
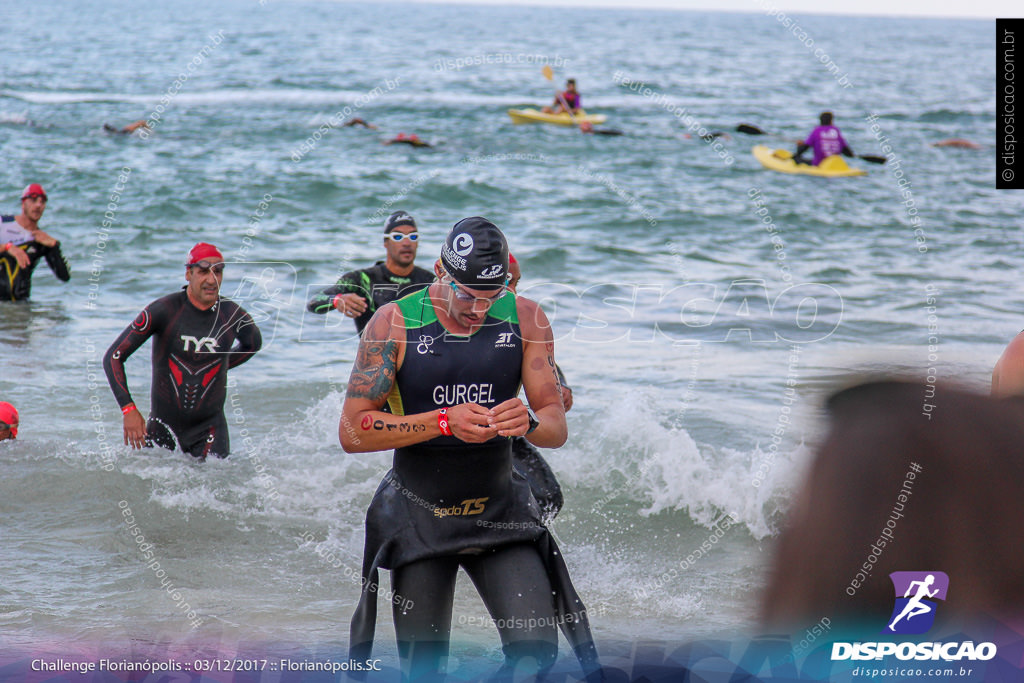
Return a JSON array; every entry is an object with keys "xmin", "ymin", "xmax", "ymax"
[{"xmin": 103, "ymin": 289, "xmax": 262, "ymax": 458}]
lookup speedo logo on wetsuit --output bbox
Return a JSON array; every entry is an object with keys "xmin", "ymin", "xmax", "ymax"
[
  {"xmin": 433, "ymin": 497, "xmax": 488, "ymax": 518},
  {"xmin": 432, "ymin": 384, "xmax": 495, "ymax": 406}
]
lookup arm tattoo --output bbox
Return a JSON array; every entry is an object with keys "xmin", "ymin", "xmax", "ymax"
[{"xmin": 347, "ymin": 336, "xmax": 399, "ymax": 401}]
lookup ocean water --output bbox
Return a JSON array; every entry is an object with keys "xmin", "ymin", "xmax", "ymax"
[{"xmin": 0, "ymin": 0, "xmax": 1018, "ymax": 678}]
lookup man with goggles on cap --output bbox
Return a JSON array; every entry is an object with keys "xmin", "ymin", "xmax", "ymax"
[
  {"xmin": 306, "ymin": 211, "xmax": 434, "ymax": 336},
  {"xmin": 103, "ymin": 243, "xmax": 262, "ymax": 460},
  {"xmin": 1, "ymin": 183, "xmax": 70, "ymax": 301},
  {"xmin": 342, "ymin": 218, "xmax": 600, "ymax": 682}
]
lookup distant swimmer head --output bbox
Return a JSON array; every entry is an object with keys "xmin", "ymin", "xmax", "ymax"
[
  {"xmin": 384, "ymin": 211, "xmax": 417, "ymax": 234},
  {"xmin": 580, "ymin": 121, "xmax": 593, "ymax": 132},
  {"xmin": 21, "ymin": 183, "xmax": 47, "ymax": 201},
  {"xmin": 440, "ymin": 217, "xmax": 509, "ymax": 289},
  {"xmin": 0, "ymin": 402, "xmax": 18, "ymax": 440},
  {"xmin": 820, "ymin": 111, "xmax": 834, "ymax": 126}
]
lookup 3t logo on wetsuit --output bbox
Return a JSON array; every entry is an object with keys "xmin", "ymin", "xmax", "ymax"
[
  {"xmin": 494, "ymin": 332, "xmax": 516, "ymax": 348},
  {"xmin": 433, "ymin": 497, "xmax": 488, "ymax": 518},
  {"xmin": 181, "ymin": 335, "xmax": 218, "ymax": 352}
]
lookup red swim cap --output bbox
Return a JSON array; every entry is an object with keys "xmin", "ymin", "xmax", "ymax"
[
  {"xmin": 0, "ymin": 401, "xmax": 18, "ymax": 438},
  {"xmin": 186, "ymin": 242, "xmax": 223, "ymax": 265},
  {"xmin": 21, "ymin": 183, "xmax": 47, "ymax": 200}
]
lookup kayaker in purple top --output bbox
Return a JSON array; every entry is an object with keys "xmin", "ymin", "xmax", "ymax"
[
  {"xmin": 542, "ymin": 78, "xmax": 581, "ymax": 114},
  {"xmin": 793, "ymin": 111, "xmax": 855, "ymax": 165}
]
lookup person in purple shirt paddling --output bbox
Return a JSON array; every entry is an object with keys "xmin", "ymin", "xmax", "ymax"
[
  {"xmin": 793, "ymin": 111, "xmax": 855, "ymax": 165},
  {"xmin": 542, "ymin": 78, "xmax": 581, "ymax": 114}
]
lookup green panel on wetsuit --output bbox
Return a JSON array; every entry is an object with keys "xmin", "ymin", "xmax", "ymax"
[
  {"xmin": 387, "ymin": 288, "xmax": 519, "ymax": 415},
  {"xmin": 393, "ymin": 286, "xmax": 518, "ymax": 331}
]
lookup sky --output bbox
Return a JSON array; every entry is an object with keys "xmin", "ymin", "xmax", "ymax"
[{"xmin": 404, "ymin": 0, "xmax": 1016, "ymax": 19}]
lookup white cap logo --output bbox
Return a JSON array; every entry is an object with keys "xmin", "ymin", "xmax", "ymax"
[{"xmin": 454, "ymin": 233, "xmax": 474, "ymax": 257}]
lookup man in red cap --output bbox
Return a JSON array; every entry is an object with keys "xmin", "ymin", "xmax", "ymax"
[
  {"xmin": 103, "ymin": 243, "xmax": 262, "ymax": 459},
  {"xmin": 1, "ymin": 183, "xmax": 70, "ymax": 301},
  {"xmin": 0, "ymin": 402, "xmax": 18, "ymax": 441}
]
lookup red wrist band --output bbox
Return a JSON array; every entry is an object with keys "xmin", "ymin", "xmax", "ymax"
[
  {"xmin": 438, "ymin": 408, "xmax": 453, "ymax": 436},
  {"xmin": 332, "ymin": 294, "xmax": 345, "ymax": 310},
  {"xmin": 122, "ymin": 403, "xmax": 137, "ymax": 416}
]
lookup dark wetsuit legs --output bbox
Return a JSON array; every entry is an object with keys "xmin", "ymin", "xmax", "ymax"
[
  {"xmin": 146, "ymin": 414, "xmax": 229, "ymax": 460},
  {"xmin": 392, "ymin": 555, "xmax": 458, "ymax": 683},
  {"xmin": 511, "ymin": 437, "xmax": 563, "ymax": 522},
  {"xmin": 392, "ymin": 543, "xmax": 558, "ymax": 682}
]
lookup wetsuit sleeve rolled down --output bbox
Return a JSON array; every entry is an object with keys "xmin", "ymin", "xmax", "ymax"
[
  {"xmin": 103, "ymin": 307, "xmax": 158, "ymax": 409},
  {"xmin": 227, "ymin": 311, "xmax": 261, "ymax": 369},
  {"xmin": 44, "ymin": 242, "xmax": 71, "ymax": 281}
]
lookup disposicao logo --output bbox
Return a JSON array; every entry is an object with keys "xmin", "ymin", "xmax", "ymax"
[
  {"xmin": 884, "ymin": 571, "xmax": 948, "ymax": 635},
  {"xmin": 831, "ymin": 571, "xmax": 997, "ymax": 663}
]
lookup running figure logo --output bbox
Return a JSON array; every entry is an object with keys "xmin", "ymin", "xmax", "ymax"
[{"xmin": 883, "ymin": 571, "xmax": 949, "ymax": 634}]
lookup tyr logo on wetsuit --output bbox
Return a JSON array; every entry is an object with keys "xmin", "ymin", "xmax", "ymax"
[{"xmin": 181, "ymin": 335, "xmax": 218, "ymax": 352}]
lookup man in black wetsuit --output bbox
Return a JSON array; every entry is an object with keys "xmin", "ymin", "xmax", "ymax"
[
  {"xmin": 103, "ymin": 243, "xmax": 262, "ymax": 459},
  {"xmin": 341, "ymin": 218, "xmax": 600, "ymax": 682},
  {"xmin": 306, "ymin": 211, "xmax": 434, "ymax": 336},
  {"xmin": 1, "ymin": 184, "xmax": 71, "ymax": 302}
]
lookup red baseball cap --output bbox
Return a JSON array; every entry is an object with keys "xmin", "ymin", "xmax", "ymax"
[
  {"xmin": 21, "ymin": 183, "xmax": 47, "ymax": 200},
  {"xmin": 0, "ymin": 401, "xmax": 18, "ymax": 438},
  {"xmin": 186, "ymin": 242, "xmax": 223, "ymax": 266}
]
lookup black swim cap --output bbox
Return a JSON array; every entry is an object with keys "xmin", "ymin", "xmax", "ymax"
[
  {"xmin": 384, "ymin": 211, "xmax": 416, "ymax": 233},
  {"xmin": 440, "ymin": 217, "xmax": 509, "ymax": 289}
]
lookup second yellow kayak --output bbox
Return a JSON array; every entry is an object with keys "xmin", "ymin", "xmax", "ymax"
[{"xmin": 752, "ymin": 145, "xmax": 866, "ymax": 177}]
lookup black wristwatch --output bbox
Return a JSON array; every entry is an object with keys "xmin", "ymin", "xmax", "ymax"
[{"xmin": 526, "ymin": 409, "xmax": 540, "ymax": 435}]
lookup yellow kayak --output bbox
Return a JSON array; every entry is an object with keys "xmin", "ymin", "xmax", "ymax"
[
  {"xmin": 752, "ymin": 145, "xmax": 866, "ymax": 177},
  {"xmin": 507, "ymin": 108, "xmax": 608, "ymax": 126}
]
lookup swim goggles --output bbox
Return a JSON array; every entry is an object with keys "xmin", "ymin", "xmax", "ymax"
[
  {"xmin": 187, "ymin": 261, "xmax": 226, "ymax": 275},
  {"xmin": 447, "ymin": 276, "xmax": 509, "ymax": 303}
]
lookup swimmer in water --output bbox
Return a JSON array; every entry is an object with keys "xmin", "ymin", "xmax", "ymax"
[
  {"xmin": 579, "ymin": 121, "xmax": 624, "ymax": 136},
  {"xmin": 384, "ymin": 132, "xmax": 432, "ymax": 147},
  {"xmin": 103, "ymin": 120, "xmax": 150, "ymax": 135},
  {"xmin": 343, "ymin": 118, "xmax": 378, "ymax": 129},
  {"xmin": 0, "ymin": 402, "xmax": 18, "ymax": 441}
]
